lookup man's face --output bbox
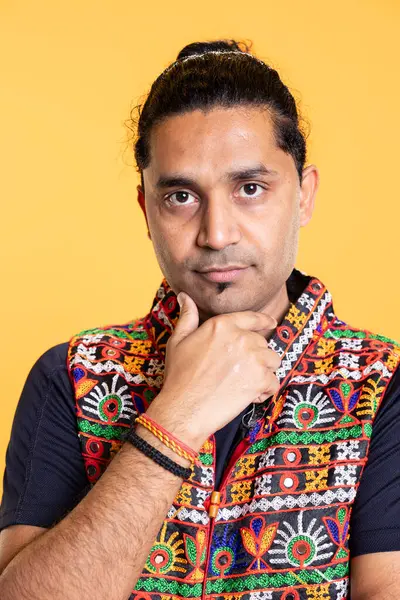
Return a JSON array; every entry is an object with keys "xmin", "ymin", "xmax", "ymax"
[{"xmin": 139, "ymin": 106, "xmax": 317, "ymax": 322}]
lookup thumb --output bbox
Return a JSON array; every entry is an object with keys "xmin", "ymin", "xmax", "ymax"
[{"xmin": 172, "ymin": 292, "xmax": 199, "ymax": 345}]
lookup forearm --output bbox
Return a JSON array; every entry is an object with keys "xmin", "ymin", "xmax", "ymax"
[{"xmin": 0, "ymin": 428, "xmax": 188, "ymax": 600}]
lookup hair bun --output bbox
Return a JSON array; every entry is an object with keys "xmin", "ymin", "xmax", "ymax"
[{"xmin": 176, "ymin": 39, "xmax": 249, "ymax": 61}]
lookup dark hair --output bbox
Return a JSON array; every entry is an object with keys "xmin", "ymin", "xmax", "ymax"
[{"xmin": 128, "ymin": 39, "xmax": 308, "ymax": 187}]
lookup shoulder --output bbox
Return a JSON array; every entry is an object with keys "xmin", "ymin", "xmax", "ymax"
[
  {"xmin": 14, "ymin": 342, "xmax": 75, "ymax": 429},
  {"xmin": 21, "ymin": 342, "xmax": 70, "ymax": 398},
  {"xmin": 326, "ymin": 314, "xmax": 400, "ymax": 349},
  {"xmin": 30, "ymin": 342, "xmax": 69, "ymax": 375},
  {"xmin": 66, "ymin": 319, "xmax": 153, "ymax": 367},
  {"xmin": 67, "ymin": 318, "xmax": 149, "ymax": 346},
  {"xmin": 23, "ymin": 342, "xmax": 71, "ymax": 400},
  {"xmin": 315, "ymin": 318, "xmax": 400, "ymax": 416}
]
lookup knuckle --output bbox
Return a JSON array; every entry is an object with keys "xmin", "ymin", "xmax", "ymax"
[
  {"xmin": 248, "ymin": 331, "xmax": 264, "ymax": 348},
  {"xmin": 261, "ymin": 369, "xmax": 280, "ymax": 393},
  {"xmin": 267, "ymin": 349, "xmax": 281, "ymax": 370},
  {"xmin": 211, "ymin": 314, "xmax": 232, "ymax": 336},
  {"xmin": 209, "ymin": 314, "xmax": 225, "ymax": 333}
]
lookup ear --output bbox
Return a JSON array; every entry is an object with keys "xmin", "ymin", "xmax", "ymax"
[
  {"xmin": 137, "ymin": 185, "xmax": 151, "ymax": 240},
  {"xmin": 299, "ymin": 164, "xmax": 319, "ymax": 227}
]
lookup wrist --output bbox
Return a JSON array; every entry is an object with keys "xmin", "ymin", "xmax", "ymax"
[
  {"xmin": 134, "ymin": 423, "xmax": 192, "ymax": 468},
  {"xmin": 145, "ymin": 395, "xmax": 205, "ymax": 453}
]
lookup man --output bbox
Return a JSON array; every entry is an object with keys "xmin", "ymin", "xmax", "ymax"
[{"xmin": 1, "ymin": 40, "xmax": 400, "ymax": 600}]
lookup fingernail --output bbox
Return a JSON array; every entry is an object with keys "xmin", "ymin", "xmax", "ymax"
[{"xmin": 177, "ymin": 292, "xmax": 183, "ymax": 308}]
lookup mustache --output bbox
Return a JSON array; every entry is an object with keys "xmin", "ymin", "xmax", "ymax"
[{"xmin": 186, "ymin": 256, "xmax": 255, "ymax": 271}]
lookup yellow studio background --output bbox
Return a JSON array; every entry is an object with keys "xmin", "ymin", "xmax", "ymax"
[{"xmin": 0, "ymin": 0, "xmax": 399, "ymax": 492}]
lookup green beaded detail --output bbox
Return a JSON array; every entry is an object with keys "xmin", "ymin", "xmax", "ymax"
[
  {"xmin": 107, "ymin": 329, "xmax": 132, "ymax": 339},
  {"xmin": 340, "ymin": 383, "xmax": 351, "ymax": 397},
  {"xmin": 135, "ymin": 579, "xmax": 202, "ymax": 596},
  {"xmin": 205, "ymin": 563, "xmax": 348, "ymax": 593},
  {"xmin": 370, "ymin": 333, "xmax": 400, "ymax": 347},
  {"xmin": 77, "ymin": 418, "xmax": 127, "ymax": 440},
  {"xmin": 99, "ymin": 394, "xmax": 121, "ymax": 422},
  {"xmin": 339, "ymin": 415, "xmax": 354, "ymax": 424},
  {"xmin": 212, "ymin": 546, "xmax": 234, "ymax": 575},
  {"xmin": 293, "ymin": 403, "xmax": 318, "ymax": 429},
  {"xmin": 77, "ymin": 327, "xmax": 105, "ymax": 336},
  {"xmin": 287, "ymin": 535, "xmax": 316, "ymax": 566},
  {"xmin": 145, "ymin": 543, "xmax": 174, "ymax": 574},
  {"xmin": 129, "ymin": 329, "xmax": 149, "ymax": 340},
  {"xmin": 363, "ymin": 422, "xmax": 373, "ymax": 438},
  {"xmin": 184, "ymin": 536, "xmax": 198, "ymax": 564},
  {"xmin": 324, "ymin": 328, "xmax": 399, "ymax": 347},
  {"xmin": 248, "ymin": 425, "xmax": 363, "ymax": 454},
  {"xmin": 76, "ymin": 327, "xmax": 133, "ymax": 339},
  {"xmin": 199, "ymin": 453, "xmax": 213, "ymax": 465},
  {"xmin": 337, "ymin": 507, "xmax": 347, "ymax": 525},
  {"xmin": 324, "ymin": 330, "xmax": 365, "ymax": 340},
  {"xmin": 336, "ymin": 547, "xmax": 348, "ymax": 560}
]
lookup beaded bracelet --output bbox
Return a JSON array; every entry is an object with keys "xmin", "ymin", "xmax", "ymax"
[
  {"xmin": 135, "ymin": 414, "xmax": 199, "ymax": 465},
  {"xmin": 125, "ymin": 429, "xmax": 192, "ymax": 480}
]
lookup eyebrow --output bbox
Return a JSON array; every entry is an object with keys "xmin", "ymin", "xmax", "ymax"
[{"xmin": 155, "ymin": 164, "xmax": 280, "ymax": 190}]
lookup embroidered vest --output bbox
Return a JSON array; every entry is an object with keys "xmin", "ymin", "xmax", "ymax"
[{"xmin": 67, "ymin": 269, "xmax": 400, "ymax": 600}]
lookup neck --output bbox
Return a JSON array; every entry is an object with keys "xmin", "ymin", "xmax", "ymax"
[{"xmin": 264, "ymin": 284, "xmax": 291, "ymax": 326}]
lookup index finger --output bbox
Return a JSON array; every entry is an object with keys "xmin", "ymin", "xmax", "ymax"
[{"xmin": 225, "ymin": 311, "xmax": 278, "ymax": 333}]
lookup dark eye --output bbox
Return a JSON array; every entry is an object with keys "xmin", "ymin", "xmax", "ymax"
[
  {"xmin": 239, "ymin": 183, "xmax": 265, "ymax": 198},
  {"xmin": 166, "ymin": 191, "xmax": 196, "ymax": 206}
]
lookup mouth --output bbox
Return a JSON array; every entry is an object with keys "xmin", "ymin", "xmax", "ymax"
[{"xmin": 195, "ymin": 266, "xmax": 250, "ymax": 283}]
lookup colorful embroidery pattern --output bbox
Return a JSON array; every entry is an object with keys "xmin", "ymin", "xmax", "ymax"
[{"xmin": 67, "ymin": 268, "xmax": 400, "ymax": 599}]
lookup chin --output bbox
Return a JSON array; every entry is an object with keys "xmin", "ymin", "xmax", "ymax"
[
  {"xmin": 170, "ymin": 270, "xmax": 263, "ymax": 314},
  {"xmin": 196, "ymin": 292, "xmax": 256, "ymax": 320}
]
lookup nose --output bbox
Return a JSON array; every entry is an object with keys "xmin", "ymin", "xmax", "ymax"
[{"xmin": 196, "ymin": 196, "xmax": 241, "ymax": 250}]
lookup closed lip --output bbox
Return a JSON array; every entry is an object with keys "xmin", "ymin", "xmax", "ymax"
[{"xmin": 196, "ymin": 266, "xmax": 248, "ymax": 273}]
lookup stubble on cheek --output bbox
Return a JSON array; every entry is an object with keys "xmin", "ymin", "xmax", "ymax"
[{"xmin": 150, "ymin": 231, "xmax": 189, "ymax": 292}]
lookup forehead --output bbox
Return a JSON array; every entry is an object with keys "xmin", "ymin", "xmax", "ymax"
[{"xmin": 145, "ymin": 106, "xmax": 292, "ymax": 183}]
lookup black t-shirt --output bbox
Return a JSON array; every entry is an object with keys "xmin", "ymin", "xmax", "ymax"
[{"xmin": 1, "ymin": 342, "xmax": 400, "ymax": 558}]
